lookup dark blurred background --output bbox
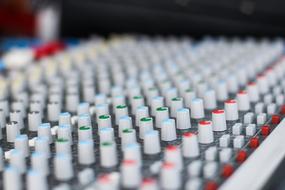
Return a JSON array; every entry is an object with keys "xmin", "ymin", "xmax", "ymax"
[
  {"xmin": 60, "ymin": 0, "xmax": 285, "ymax": 38},
  {"xmin": 1, "ymin": 0, "xmax": 285, "ymax": 41}
]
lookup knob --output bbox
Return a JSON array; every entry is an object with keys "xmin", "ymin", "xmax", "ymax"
[
  {"xmin": 176, "ymin": 108, "xmax": 191, "ymax": 130},
  {"xmin": 198, "ymin": 120, "xmax": 214, "ymax": 144},
  {"xmin": 182, "ymin": 132, "xmax": 200, "ymax": 158},
  {"xmin": 224, "ymin": 99, "xmax": 239, "ymax": 121},
  {"xmin": 161, "ymin": 119, "xmax": 177, "ymax": 142},
  {"xmin": 212, "ymin": 109, "xmax": 227, "ymax": 131},
  {"xmin": 144, "ymin": 130, "xmax": 161, "ymax": 155}
]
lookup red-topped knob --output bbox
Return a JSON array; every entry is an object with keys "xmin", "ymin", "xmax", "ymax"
[
  {"xmin": 249, "ymin": 137, "xmax": 259, "ymax": 149},
  {"xmin": 204, "ymin": 181, "xmax": 218, "ymax": 190},
  {"xmin": 271, "ymin": 115, "xmax": 281, "ymax": 124},
  {"xmin": 261, "ymin": 125, "xmax": 270, "ymax": 136},
  {"xmin": 236, "ymin": 150, "xmax": 247, "ymax": 163},
  {"xmin": 280, "ymin": 105, "xmax": 285, "ymax": 115},
  {"xmin": 221, "ymin": 164, "xmax": 234, "ymax": 178}
]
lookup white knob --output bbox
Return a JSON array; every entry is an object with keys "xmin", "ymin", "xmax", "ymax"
[
  {"xmin": 203, "ymin": 162, "xmax": 218, "ymax": 179},
  {"xmin": 185, "ymin": 178, "xmax": 202, "ymax": 190},
  {"xmin": 38, "ymin": 123, "xmax": 52, "ymax": 144},
  {"xmin": 170, "ymin": 97, "xmax": 183, "ymax": 117},
  {"xmin": 227, "ymin": 75, "xmax": 238, "ymax": 94},
  {"xmin": 203, "ymin": 89, "xmax": 217, "ymax": 110},
  {"xmin": 57, "ymin": 124, "xmax": 72, "ymax": 144},
  {"xmin": 55, "ymin": 138, "xmax": 71, "ymax": 155},
  {"xmin": 11, "ymin": 102, "xmax": 25, "ymax": 118},
  {"xmin": 28, "ymin": 111, "xmax": 42, "ymax": 131},
  {"xmin": 83, "ymin": 85, "xmax": 95, "ymax": 103},
  {"xmin": 100, "ymin": 141, "xmax": 118, "ymax": 168},
  {"xmin": 35, "ymin": 137, "xmax": 50, "ymax": 158},
  {"xmin": 77, "ymin": 102, "xmax": 90, "ymax": 115},
  {"xmin": 118, "ymin": 116, "xmax": 132, "ymax": 137},
  {"xmin": 161, "ymin": 119, "xmax": 177, "ymax": 142},
  {"xmin": 77, "ymin": 114, "xmax": 91, "ymax": 128},
  {"xmin": 198, "ymin": 120, "xmax": 214, "ymax": 144},
  {"xmin": 247, "ymin": 82, "xmax": 259, "ymax": 102},
  {"xmin": 155, "ymin": 107, "xmax": 169, "ymax": 128},
  {"xmin": 190, "ymin": 98, "xmax": 205, "ymax": 119},
  {"xmin": 184, "ymin": 89, "xmax": 196, "ymax": 108},
  {"xmin": 146, "ymin": 87, "xmax": 159, "ymax": 105},
  {"xmin": 96, "ymin": 174, "xmax": 117, "ymax": 190},
  {"xmin": 94, "ymin": 94, "xmax": 107, "ymax": 105},
  {"xmin": 164, "ymin": 145, "xmax": 183, "ymax": 171},
  {"xmin": 139, "ymin": 117, "xmax": 154, "ymax": 139},
  {"xmin": 115, "ymin": 105, "xmax": 128, "ymax": 125},
  {"xmin": 123, "ymin": 143, "xmax": 142, "ymax": 167},
  {"xmin": 237, "ymin": 69, "xmax": 248, "ymax": 86},
  {"xmin": 144, "ymin": 130, "xmax": 161, "ymax": 155},
  {"xmin": 10, "ymin": 149, "xmax": 26, "ymax": 174},
  {"xmin": 215, "ymin": 80, "xmax": 228, "ymax": 101},
  {"xmin": 6, "ymin": 121, "xmax": 20, "ymax": 142},
  {"xmin": 121, "ymin": 160, "xmax": 141, "ymax": 188},
  {"xmin": 27, "ymin": 169, "xmax": 48, "ymax": 190},
  {"xmin": 31, "ymin": 152, "xmax": 49, "ymax": 176},
  {"xmin": 121, "ymin": 128, "xmax": 137, "ymax": 148},
  {"xmin": 78, "ymin": 125, "xmax": 92, "ymax": 141},
  {"xmin": 140, "ymin": 178, "xmax": 158, "ymax": 190},
  {"xmin": 65, "ymin": 93, "xmax": 79, "ymax": 112},
  {"xmin": 182, "ymin": 132, "xmax": 200, "ymax": 158},
  {"xmin": 54, "ymin": 153, "xmax": 74, "ymax": 181},
  {"xmin": 212, "ymin": 109, "xmax": 227, "ymax": 131},
  {"xmin": 224, "ymin": 99, "xmax": 239, "ymax": 121},
  {"xmin": 257, "ymin": 75, "xmax": 269, "ymax": 94},
  {"xmin": 47, "ymin": 102, "xmax": 60, "ymax": 122},
  {"xmin": 98, "ymin": 114, "xmax": 112, "ymax": 130},
  {"xmin": 10, "ymin": 110, "xmax": 24, "ymax": 129},
  {"xmin": 59, "ymin": 112, "xmax": 71, "ymax": 126},
  {"xmin": 176, "ymin": 108, "xmax": 191, "ymax": 129},
  {"xmin": 160, "ymin": 162, "xmax": 181, "ymax": 190},
  {"xmin": 0, "ymin": 109, "xmax": 6, "ymax": 129},
  {"xmin": 131, "ymin": 95, "xmax": 145, "ymax": 114},
  {"xmin": 165, "ymin": 88, "xmax": 178, "ymax": 106},
  {"xmin": 95, "ymin": 104, "xmax": 109, "ymax": 120},
  {"xmin": 197, "ymin": 82, "xmax": 208, "ymax": 98},
  {"xmin": 99, "ymin": 127, "xmax": 114, "ymax": 142},
  {"xmin": 237, "ymin": 90, "xmax": 250, "ymax": 111},
  {"xmin": 112, "ymin": 95, "xmax": 126, "ymax": 112},
  {"xmin": 0, "ymin": 100, "xmax": 9, "ymax": 117},
  {"xmin": 78, "ymin": 140, "xmax": 95, "ymax": 165},
  {"xmin": 4, "ymin": 166, "xmax": 21, "ymax": 190},
  {"xmin": 135, "ymin": 106, "xmax": 149, "ymax": 126},
  {"xmin": 151, "ymin": 96, "xmax": 164, "ymax": 116},
  {"xmin": 14, "ymin": 134, "xmax": 29, "ymax": 157}
]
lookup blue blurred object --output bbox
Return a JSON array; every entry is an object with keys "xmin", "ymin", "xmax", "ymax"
[
  {"xmin": 0, "ymin": 59, "xmax": 6, "ymax": 72},
  {"xmin": 0, "ymin": 38, "xmax": 41, "ymax": 52},
  {"xmin": 63, "ymin": 38, "xmax": 80, "ymax": 47}
]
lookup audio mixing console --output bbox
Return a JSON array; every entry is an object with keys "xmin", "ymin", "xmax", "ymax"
[{"xmin": 0, "ymin": 36, "xmax": 285, "ymax": 190}]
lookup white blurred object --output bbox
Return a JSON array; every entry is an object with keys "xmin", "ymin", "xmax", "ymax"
[
  {"xmin": 2, "ymin": 48, "xmax": 34, "ymax": 70},
  {"xmin": 37, "ymin": 6, "xmax": 59, "ymax": 42}
]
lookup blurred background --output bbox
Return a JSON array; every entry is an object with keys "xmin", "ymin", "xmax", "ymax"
[{"xmin": 1, "ymin": 0, "xmax": 285, "ymax": 42}]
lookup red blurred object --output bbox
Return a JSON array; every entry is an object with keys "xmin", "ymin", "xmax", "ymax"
[
  {"xmin": 280, "ymin": 105, "xmax": 285, "ymax": 115},
  {"xmin": 33, "ymin": 41, "xmax": 65, "ymax": 59},
  {"xmin": 221, "ymin": 164, "xmax": 234, "ymax": 178},
  {"xmin": 271, "ymin": 115, "xmax": 281, "ymax": 125},
  {"xmin": 236, "ymin": 150, "xmax": 247, "ymax": 163},
  {"xmin": 204, "ymin": 181, "xmax": 218, "ymax": 190},
  {"xmin": 249, "ymin": 137, "xmax": 259, "ymax": 149},
  {"xmin": 261, "ymin": 125, "xmax": 271, "ymax": 136},
  {"xmin": 0, "ymin": 1, "xmax": 35, "ymax": 36}
]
